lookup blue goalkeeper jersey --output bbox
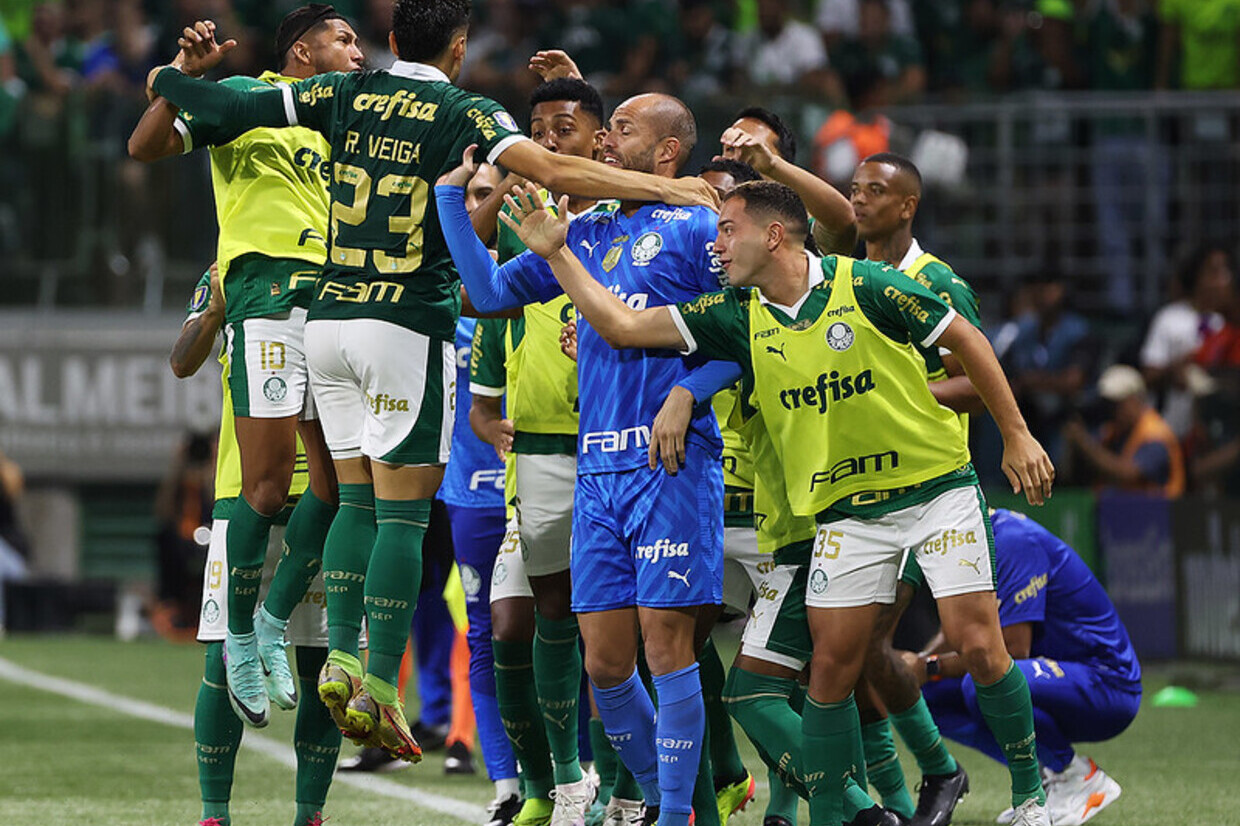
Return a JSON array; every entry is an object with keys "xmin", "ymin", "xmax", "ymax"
[
  {"xmin": 437, "ymin": 185, "xmax": 727, "ymax": 476},
  {"xmin": 992, "ymin": 509, "xmax": 1141, "ymax": 687},
  {"xmin": 438, "ymin": 318, "xmax": 506, "ymax": 509}
]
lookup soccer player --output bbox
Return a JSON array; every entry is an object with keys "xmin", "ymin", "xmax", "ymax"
[
  {"xmin": 443, "ymin": 308, "xmax": 524, "ymax": 822},
  {"xmin": 468, "ymin": 76, "xmax": 605, "ymax": 826},
  {"xmin": 435, "ymin": 92, "xmax": 737, "ymax": 826},
  {"xmin": 130, "ymin": 5, "xmax": 363, "ymax": 728},
  {"xmin": 145, "ymin": 0, "xmax": 717, "ymax": 761},
  {"xmin": 495, "ymin": 180, "xmax": 1056, "ymax": 826},
  {"xmin": 441, "ymin": 162, "xmax": 525, "ymax": 823},
  {"xmin": 849, "ymin": 153, "xmax": 980, "ymax": 825},
  {"xmin": 662, "ymin": 159, "xmax": 872, "ymax": 826},
  {"xmin": 901, "ymin": 509, "xmax": 1138, "ymax": 826},
  {"xmin": 172, "ymin": 265, "xmax": 341, "ymax": 826}
]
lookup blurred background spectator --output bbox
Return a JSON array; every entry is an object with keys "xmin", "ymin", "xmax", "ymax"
[
  {"xmin": 1140, "ymin": 245, "xmax": 1235, "ymax": 439},
  {"xmin": 993, "ymin": 270, "xmax": 1097, "ymax": 468},
  {"xmin": 1063, "ymin": 363, "xmax": 1185, "ymax": 498},
  {"xmin": 151, "ymin": 430, "xmax": 215, "ymax": 635},
  {"xmin": 733, "ymin": 0, "xmax": 838, "ymax": 98}
]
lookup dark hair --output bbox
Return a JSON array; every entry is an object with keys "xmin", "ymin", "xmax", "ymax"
[
  {"xmin": 275, "ymin": 3, "xmax": 344, "ymax": 66},
  {"xmin": 733, "ymin": 106, "xmax": 796, "ymax": 163},
  {"xmin": 1179, "ymin": 243, "xmax": 1234, "ymax": 295},
  {"xmin": 724, "ymin": 181, "xmax": 809, "ymax": 242},
  {"xmin": 861, "ymin": 151, "xmax": 923, "ymax": 195},
  {"xmin": 529, "ymin": 78, "xmax": 605, "ymax": 128},
  {"xmin": 392, "ymin": 0, "xmax": 471, "ymax": 63},
  {"xmin": 698, "ymin": 158, "xmax": 762, "ymax": 186}
]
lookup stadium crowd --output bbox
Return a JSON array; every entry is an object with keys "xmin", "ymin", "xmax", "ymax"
[{"xmin": 2, "ymin": 1, "xmax": 1237, "ymax": 826}]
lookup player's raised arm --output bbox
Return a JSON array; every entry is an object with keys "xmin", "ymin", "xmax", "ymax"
[
  {"xmin": 935, "ymin": 316, "xmax": 1055, "ymax": 504},
  {"xmin": 149, "ymin": 56, "xmax": 289, "ymax": 134},
  {"xmin": 129, "ymin": 20, "xmax": 236, "ymax": 160},
  {"xmin": 436, "ymin": 149, "xmax": 565, "ymax": 313},
  {"xmin": 495, "ymin": 138, "xmax": 720, "ymax": 210},
  {"xmin": 498, "ymin": 182, "xmax": 688, "ymax": 351},
  {"xmin": 720, "ymin": 125, "xmax": 856, "ymax": 254}
]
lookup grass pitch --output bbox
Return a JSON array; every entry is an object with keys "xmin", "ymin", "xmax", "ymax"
[{"xmin": 0, "ymin": 634, "xmax": 1236, "ymax": 826}]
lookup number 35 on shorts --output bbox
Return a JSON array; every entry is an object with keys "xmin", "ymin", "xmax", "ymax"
[{"xmin": 814, "ymin": 528, "xmax": 843, "ymax": 559}]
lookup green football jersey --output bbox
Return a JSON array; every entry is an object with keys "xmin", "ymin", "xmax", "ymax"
[
  {"xmin": 898, "ymin": 247, "xmax": 981, "ymax": 380},
  {"xmin": 178, "ymin": 71, "xmax": 332, "ymax": 319},
  {"xmin": 673, "ymin": 253, "xmax": 978, "ymax": 521},
  {"xmin": 285, "ymin": 62, "xmax": 526, "ymax": 340}
]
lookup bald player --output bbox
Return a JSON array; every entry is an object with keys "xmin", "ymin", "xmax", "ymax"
[{"xmin": 437, "ymin": 92, "xmax": 740, "ymax": 826}]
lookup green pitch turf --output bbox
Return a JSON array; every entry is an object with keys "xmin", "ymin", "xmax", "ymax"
[{"xmin": 0, "ymin": 634, "xmax": 1236, "ymax": 826}]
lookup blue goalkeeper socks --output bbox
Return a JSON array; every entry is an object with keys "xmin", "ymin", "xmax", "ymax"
[
  {"xmin": 651, "ymin": 663, "xmax": 705, "ymax": 826},
  {"xmin": 593, "ymin": 668, "xmax": 661, "ymax": 807}
]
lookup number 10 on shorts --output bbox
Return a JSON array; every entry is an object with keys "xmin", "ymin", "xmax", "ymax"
[{"xmin": 260, "ymin": 341, "xmax": 286, "ymax": 371}]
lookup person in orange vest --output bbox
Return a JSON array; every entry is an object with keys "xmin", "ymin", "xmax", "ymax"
[{"xmin": 1063, "ymin": 364, "xmax": 1185, "ymax": 497}]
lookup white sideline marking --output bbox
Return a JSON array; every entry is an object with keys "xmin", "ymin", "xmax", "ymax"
[{"xmin": 0, "ymin": 656, "xmax": 487, "ymax": 823}]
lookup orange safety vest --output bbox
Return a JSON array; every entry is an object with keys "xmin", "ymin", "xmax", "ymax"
[{"xmin": 1115, "ymin": 408, "xmax": 1186, "ymax": 498}]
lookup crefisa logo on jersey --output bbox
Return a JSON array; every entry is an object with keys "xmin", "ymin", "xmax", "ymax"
[
  {"xmin": 631, "ymin": 232, "xmax": 664, "ymax": 266},
  {"xmin": 263, "ymin": 376, "xmax": 287, "ymax": 402},
  {"xmin": 826, "ymin": 321, "xmax": 854, "ymax": 351}
]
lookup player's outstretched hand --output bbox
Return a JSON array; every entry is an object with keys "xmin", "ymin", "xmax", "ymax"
[
  {"xmin": 559, "ymin": 319, "xmax": 577, "ymax": 362},
  {"xmin": 718, "ymin": 126, "xmax": 776, "ymax": 175},
  {"xmin": 528, "ymin": 50, "xmax": 583, "ymax": 81},
  {"xmin": 438, "ymin": 144, "xmax": 480, "ymax": 189},
  {"xmin": 649, "ymin": 386, "xmax": 694, "ymax": 475},
  {"xmin": 663, "ymin": 175, "xmax": 722, "ymax": 210},
  {"xmin": 1001, "ymin": 430, "xmax": 1055, "ymax": 506},
  {"xmin": 498, "ymin": 183, "xmax": 570, "ymax": 259},
  {"xmin": 178, "ymin": 20, "xmax": 237, "ymax": 77}
]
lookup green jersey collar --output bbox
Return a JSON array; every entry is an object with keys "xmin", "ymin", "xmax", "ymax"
[{"xmin": 389, "ymin": 60, "xmax": 450, "ymax": 83}]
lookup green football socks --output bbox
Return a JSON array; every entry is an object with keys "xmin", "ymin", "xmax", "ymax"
[
  {"xmin": 322, "ymin": 484, "xmax": 375, "ymax": 656},
  {"xmin": 765, "ymin": 766, "xmax": 799, "ymax": 825},
  {"xmin": 861, "ymin": 718, "xmax": 915, "ymax": 819},
  {"xmin": 724, "ymin": 669, "xmax": 808, "ymax": 795},
  {"xmin": 493, "ymin": 638, "xmax": 554, "ymax": 800},
  {"xmin": 975, "ymin": 661, "xmax": 1046, "ymax": 808},
  {"xmin": 802, "ymin": 694, "xmax": 867, "ymax": 826},
  {"xmin": 196, "ymin": 642, "xmax": 243, "ymax": 825},
  {"xmin": 265, "ymin": 489, "xmax": 335, "ymax": 621},
  {"xmin": 226, "ymin": 496, "xmax": 276, "ymax": 635},
  {"xmin": 890, "ymin": 695, "xmax": 958, "ymax": 777},
  {"xmin": 589, "ymin": 716, "xmax": 618, "ymax": 803},
  {"xmin": 292, "ymin": 646, "xmax": 339, "ymax": 826},
  {"xmin": 364, "ymin": 498, "xmax": 431, "ymax": 685},
  {"xmin": 700, "ymin": 638, "xmax": 747, "ymax": 787},
  {"xmin": 533, "ymin": 612, "xmax": 584, "ymax": 785}
]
